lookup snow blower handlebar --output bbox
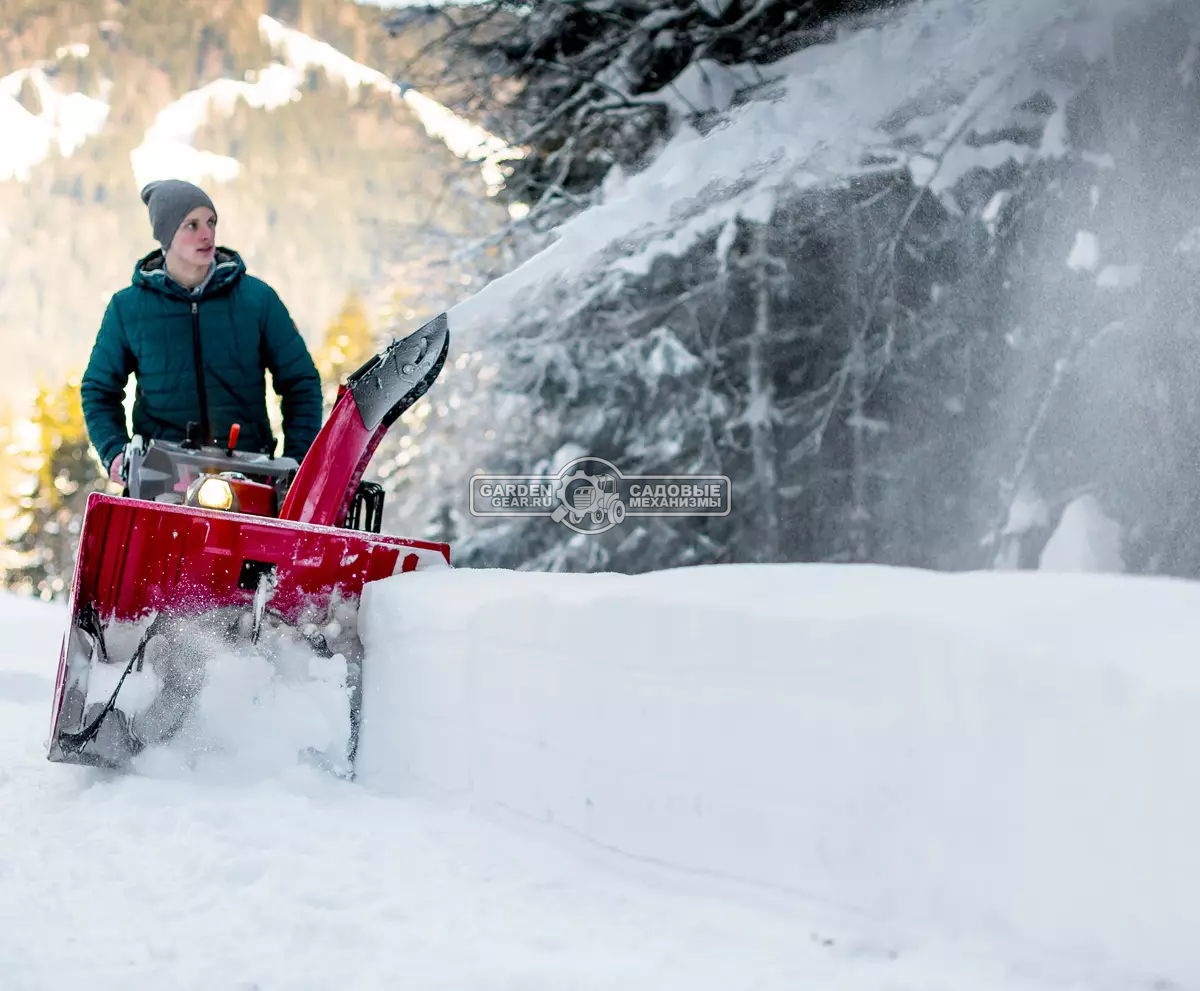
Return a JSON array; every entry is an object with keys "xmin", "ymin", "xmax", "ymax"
[{"xmin": 278, "ymin": 312, "xmax": 450, "ymax": 529}]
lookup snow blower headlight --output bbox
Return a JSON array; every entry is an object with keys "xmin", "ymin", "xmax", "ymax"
[{"xmin": 187, "ymin": 475, "xmax": 239, "ymax": 513}]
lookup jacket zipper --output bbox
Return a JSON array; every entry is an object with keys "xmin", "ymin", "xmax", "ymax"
[{"xmin": 190, "ymin": 301, "xmax": 212, "ymax": 444}]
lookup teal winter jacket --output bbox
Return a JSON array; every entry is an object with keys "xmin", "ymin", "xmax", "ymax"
[{"xmin": 81, "ymin": 247, "xmax": 323, "ymax": 471}]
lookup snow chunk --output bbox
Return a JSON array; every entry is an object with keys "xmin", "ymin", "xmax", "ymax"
[
  {"xmin": 981, "ymin": 190, "xmax": 1008, "ymax": 224},
  {"xmin": 696, "ymin": 0, "xmax": 735, "ymax": 18},
  {"xmin": 641, "ymin": 326, "xmax": 702, "ymax": 389},
  {"xmin": 1082, "ymin": 150, "xmax": 1116, "ymax": 169},
  {"xmin": 1179, "ymin": 36, "xmax": 1200, "ymax": 88},
  {"xmin": 532, "ymin": 442, "xmax": 589, "ymax": 476},
  {"xmin": 1066, "ymin": 230, "xmax": 1100, "ymax": 272},
  {"xmin": 84, "ymin": 662, "xmax": 161, "ymax": 714},
  {"xmin": 1039, "ymin": 495, "xmax": 1124, "ymax": 573},
  {"xmin": 1038, "ymin": 105, "xmax": 1068, "ymax": 158},
  {"xmin": 1095, "ymin": 264, "xmax": 1142, "ymax": 289},
  {"xmin": 909, "ymin": 154, "xmax": 938, "ymax": 187},
  {"xmin": 650, "ymin": 59, "xmax": 759, "ymax": 115},
  {"xmin": 1002, "ymin": 483, "xmax": 1049, "ymax": 536},
  {"xmin": 1176, "ymin": 226, "xmax": 1200, "ymax": 262}
]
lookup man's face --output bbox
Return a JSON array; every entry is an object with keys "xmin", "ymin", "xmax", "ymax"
[{"xmin": 170, "ymin": 206, "xmax": 217, "ymax": 267}]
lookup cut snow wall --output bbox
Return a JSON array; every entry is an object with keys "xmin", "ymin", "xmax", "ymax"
[{"xmin": 356, "ymin": 564, "xmax": 1200, "ymax": 984}]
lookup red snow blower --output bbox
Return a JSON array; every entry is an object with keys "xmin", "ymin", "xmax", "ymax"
[{"xmin": 46, "ymin": 314, "xmax": 451, "ymax": 776}]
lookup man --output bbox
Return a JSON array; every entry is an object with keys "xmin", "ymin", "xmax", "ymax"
[{"xmin": 81, "ymin": 179, "xmax": 324, "ymax": 482}]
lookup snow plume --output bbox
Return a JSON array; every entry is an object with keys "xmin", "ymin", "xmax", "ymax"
[
  {"xmin": 439, "ymin": 0, "xmax": 1199, "ymax": 576},
  {"xmin": 81, "ymin": 608, "xmax": 359, "ymax": 782},
  {"xmin": 143, "ymin": 633, "xmax": 353, "ymax": 781},
  {"xmin": 0, "ymin": 54, "xmax": 109, "ymax": 181},
  {"xmin": 981, "ymin": 0, "xmax": 1200, "ymax": 573}
]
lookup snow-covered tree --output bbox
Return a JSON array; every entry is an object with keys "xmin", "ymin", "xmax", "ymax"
[
  {"xmin": 387, "ymin": 0, "xmax": 905, "ymax": 228},
  {"xmin": 378, "ymin": 0, "xmax": 1200, "ymax": 582}
]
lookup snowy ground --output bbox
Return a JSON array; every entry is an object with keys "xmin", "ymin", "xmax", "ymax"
[{"xmin": 1, "ymin": 566, "xmax": 1195, "ymax": 990}]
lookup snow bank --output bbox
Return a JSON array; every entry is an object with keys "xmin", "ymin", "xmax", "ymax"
[
  {"xmin": 357, "ymin": 563, "xmax": 1200, "ymax": 986},
  {"xmin": 7, "ymin": 590, "xmax": 1074, "ymax": 991}
]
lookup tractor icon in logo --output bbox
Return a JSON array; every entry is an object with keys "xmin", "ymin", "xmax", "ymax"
[
  {"xmin": 470, "ymin": 454, "xmax": 732, "ymax": 532},
  {"xmin": 551, "ymin": 463, "xmax": 627, "ymax": 532}
]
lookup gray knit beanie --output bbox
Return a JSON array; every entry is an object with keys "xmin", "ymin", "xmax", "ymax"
[{"xmin": 140, "ymin": 179, "xmax": 216, "ymax": 250}]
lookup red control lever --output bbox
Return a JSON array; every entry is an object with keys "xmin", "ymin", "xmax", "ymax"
[{"xmin": 226, "ymin": 423, "xmax": 240, "ymax": 456}]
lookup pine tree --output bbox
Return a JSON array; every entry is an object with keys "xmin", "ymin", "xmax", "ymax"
[{"xmin": 1, "ymin": 374, "xmax": 107, "ymax": 600}]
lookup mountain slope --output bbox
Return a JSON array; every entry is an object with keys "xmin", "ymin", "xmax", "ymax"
[{"xmin": 0, "ymin": 0, "xmax": 499, "ymax": 403}]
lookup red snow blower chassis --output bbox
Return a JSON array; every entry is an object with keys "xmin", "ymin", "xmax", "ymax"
[{"xmin": 46, "ymin": 314, "xmax": 451, "ymax": 775}]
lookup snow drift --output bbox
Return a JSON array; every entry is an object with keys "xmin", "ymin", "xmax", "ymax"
[
  {"xmin": 357, "ymin": 563, "xmax": 1200, "ymax": 986},
  {"xmin": 6, "ymin": 565, "xmax": 1197, "ymax": 987}
]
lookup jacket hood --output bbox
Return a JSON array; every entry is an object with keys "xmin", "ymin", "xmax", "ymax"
[{"xmin": 131, "ymin": 246, "xmax": 245, "ymax": 301}]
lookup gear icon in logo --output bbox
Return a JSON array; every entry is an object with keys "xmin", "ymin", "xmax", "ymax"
[{"xmin": 552, "ymin": 461, "xmax": 627, "ymax": 533}]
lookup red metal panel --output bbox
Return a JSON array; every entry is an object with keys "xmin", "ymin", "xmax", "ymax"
[
  {"xmin": 48, "ymin": 492, "xmax": 450, "ymax": 743},
  {"xmin": 228, "ymin": 477, "xmax": 276, "ymax": 517},
  {"xmin": 71, "ymin": 493, "xmax": 448, "ymax": 624},
  {"xmin": 278, "ymin": 387, "xmax": 374, "ymax": 528}
]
